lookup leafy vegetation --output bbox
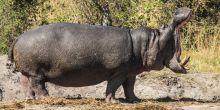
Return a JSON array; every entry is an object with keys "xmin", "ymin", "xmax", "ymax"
[{"xmin": 0, "ymin": 0, "xmax": 219, "ymax": 72}]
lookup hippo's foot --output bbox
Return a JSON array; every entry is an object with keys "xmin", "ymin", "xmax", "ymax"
[
  {"xmin": 35, "ymin": 92, "xmax": 48, "ymax": 99},
  {"xmin": 25, "ymin": 95, "xmax": 35, "ymax": 100},
  {"xmin": 105, "ymin": 93, "xmax": 120, "ymax": 103},
  {"xmin": 24, "ymin": 90, "xmax": 48, "ymax": 100},
  {"xmin": 105, "ymin": 97, "xmax": 120, "ymax": 103},
  {"xmin": 126, "ymin": 97, "xmax": 141, "ymax": 103},
  {"xmin": 105, "ymin": 98, "xmax": 120, "ymax": 103}
]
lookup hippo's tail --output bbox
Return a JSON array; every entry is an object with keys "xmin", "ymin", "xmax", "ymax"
[{"xmin": 6, "ymin": 38, "xmax": 18, "ymax": 73}]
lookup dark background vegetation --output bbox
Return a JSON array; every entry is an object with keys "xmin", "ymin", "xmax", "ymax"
[{"xmin": 0, "ymin": 0, "xmax": 219, "ymax": 72}]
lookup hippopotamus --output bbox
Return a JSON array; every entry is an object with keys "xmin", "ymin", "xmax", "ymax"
[{"xmin": 6, "ymin": 7, "xmax": 192, "ymax": 103}]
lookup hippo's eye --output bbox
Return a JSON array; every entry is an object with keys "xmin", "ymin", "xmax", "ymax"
[{"xmin": 175, "ymin": 11, "xmax": 180, "ymax": 15}]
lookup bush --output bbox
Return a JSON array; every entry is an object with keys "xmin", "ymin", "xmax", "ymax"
[{"xmin": 0, "ymin": 0, "xmax": 219, "ymax": 54}]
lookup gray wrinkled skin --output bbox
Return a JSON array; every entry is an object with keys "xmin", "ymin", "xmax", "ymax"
[{"xmin": 6, "ymin": 7, "xmax": 192, "ymax": 103}]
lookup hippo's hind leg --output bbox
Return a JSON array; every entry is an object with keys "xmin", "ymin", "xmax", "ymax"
[
  {"xmin": 29, "ymin": 70, "xmax": 48, "ymax": 99},
  {"xmin": 122, "ymin": 76, "xmax": 141, "ymax": 103},
  {"xmin": 20, "ymin": 73, "xmax": 35, "ymax": 99},
  {"xmin": 21, "ymin": 70, "xmax": 48, "ymax": 99}
]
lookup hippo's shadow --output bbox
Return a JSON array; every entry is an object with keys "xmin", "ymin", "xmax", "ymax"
[
  {"xmin": 96, "ymin": 97, "xmax": 200, "ymax": 103},
  {"xmin": 156, "ymin": 97, "xmax": 198, "ymax": 102},
  {"xmin": 64, "ymin": 96, "xmax": 200, "ymax": 103},
  {"xmin": 95, "ymin": 98, "xmax": 143, "ymax": 103}
]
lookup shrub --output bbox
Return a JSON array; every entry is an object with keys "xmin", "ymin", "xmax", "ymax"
[{"xmin": 0, "ymin": 0, "xmax": 219, "ymax": 54}]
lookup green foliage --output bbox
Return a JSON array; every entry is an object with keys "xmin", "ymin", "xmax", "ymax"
[
  {"xmin": 0, "ymin": 0, "xmax": 219, "ymax": 54},
  {"xmin": 0, "ymin": 0, "xmax": 47, "ymax": 53}
]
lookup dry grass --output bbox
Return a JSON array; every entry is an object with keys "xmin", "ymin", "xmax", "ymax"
[
  {"xmin": 0, "ymin": 97, "xmax": 198, "ymax": 110},
  {"xmin": 182, "ymin": 49, "xmax": 220, "ymax": 73}
]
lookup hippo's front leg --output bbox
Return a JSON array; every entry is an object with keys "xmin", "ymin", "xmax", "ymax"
[
  {"xmin": 122, "ymin": 76, "xmax": 141, "ymax": 103},
  {"xmin": 105, "ymin": 72, "xmax": 127, "ymax": 103}
]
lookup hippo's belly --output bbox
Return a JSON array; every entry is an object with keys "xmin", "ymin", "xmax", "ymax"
[{"xmin": 46, "ymin": 67, "xmax": 113, "ymax": 87}]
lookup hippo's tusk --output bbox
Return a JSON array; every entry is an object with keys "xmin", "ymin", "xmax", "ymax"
[{"xmin": 181, "ymin": 56, "xmax": 190, "ymax": 66}]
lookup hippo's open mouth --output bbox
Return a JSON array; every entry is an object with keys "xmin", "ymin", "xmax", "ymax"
[{"xmin": 174, "ymin": 9, "xmax": 192, "ymax": 71}]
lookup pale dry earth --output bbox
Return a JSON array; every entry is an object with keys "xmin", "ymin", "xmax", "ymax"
[{"xmin": 0, "ymin": 55, "xmax": 220, "ymax": 110}]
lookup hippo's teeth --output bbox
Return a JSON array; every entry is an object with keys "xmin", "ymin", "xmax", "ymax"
[
  {"xmin": 184, "ymin": 66, "xmax": 190, "ymax": 70},
  {"xmin": 181, "ymin": 56, "xmax": 190, "ymax": 66}
]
